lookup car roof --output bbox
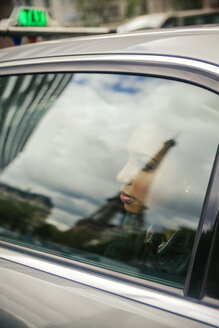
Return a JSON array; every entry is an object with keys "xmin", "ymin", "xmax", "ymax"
[{"xmin": 0, "ymin": 26, "xmax": 218, "ymax": 66}]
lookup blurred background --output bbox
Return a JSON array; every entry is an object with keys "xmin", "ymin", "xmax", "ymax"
[
  {"xmin": 1, "ymin": 0, "xmax": 218, "ymax": 27},
  {"xmin": 0, "ymin": 0, "xmax": 219, "ymax": 47}
]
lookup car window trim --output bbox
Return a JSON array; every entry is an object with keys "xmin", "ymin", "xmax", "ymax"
[
  {"xmin": 184, "ymin": 146, "xmax": 219, "ymax": 301},
  {"xmin": 201, "ymin": 215, "xmax": 219, "ymax": 308},
  {"xmin": 0, "ymin": 242, "xmax": 219, "ymax": 327},
  {"xmin": 0, "ymin": 239, "xmax": 183, "ymax": 297},
  {"xmin": 0, "ymin": 54, "xmax": 218, "ymax": 93}
]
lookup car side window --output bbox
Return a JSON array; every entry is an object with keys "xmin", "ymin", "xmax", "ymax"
[
  {"xmin": 183, "ymin": 15, "xmax": 204, "ymax": 26},
  {"xmin": 0, "ymin": 73, "xmax": 218, "ymax": 289},
  {"xmin": 162, "ymin": 17, "xmax": 178, "ymax": 28},
  {"xmin": 183, "ymin": 13, "xmax": 219, "ymax": 26}
]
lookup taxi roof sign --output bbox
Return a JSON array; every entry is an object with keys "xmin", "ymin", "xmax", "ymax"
[
  {"xmin": 7, "ymin": 6, "xmax": 57, "ymax": 28},
  {"xmin": 18, "ymin": 8, "xmax": 47, "ymax": 27}
]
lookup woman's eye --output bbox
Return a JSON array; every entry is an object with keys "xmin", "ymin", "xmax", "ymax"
[
  {"xmin": 134, "ymin": 157, "xmax": 148, "ymax": 169},
  {"xmin": 130, "ymin": 153, "xmax": 154, "ymax": 171},
  {"xmin": 143, "ymin": 163, "xmax": 155, "ymax": 171},
  {"xmin": 143, "ymin": 158, "xmax": 158, "ymax": 171}
]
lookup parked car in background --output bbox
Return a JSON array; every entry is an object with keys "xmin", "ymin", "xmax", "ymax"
[
  {"xmin": 116, "ymin": 8, "xmax": 219, "ymax": 33},
  {"xmin": 0, "ymin": 26, "xmax": 218, "ymax": 327}
]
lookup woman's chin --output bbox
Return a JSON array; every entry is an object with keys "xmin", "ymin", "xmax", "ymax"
[{"xmin": 124, "ymin": 202, "xmax": 143, "ymax": 214}]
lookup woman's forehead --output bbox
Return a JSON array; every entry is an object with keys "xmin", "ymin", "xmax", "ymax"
[{"xmin": 127, "ymin": 125, "xmax": 165, "ymax": 156}]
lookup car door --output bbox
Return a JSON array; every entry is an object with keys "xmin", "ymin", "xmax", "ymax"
[{"xmin": 0, "ymin": 51, "xmax": 218, "ymax": 327}]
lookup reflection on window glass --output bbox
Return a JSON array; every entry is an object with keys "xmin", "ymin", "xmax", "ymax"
[{"xmin": 0, "ymin": 73, "xmax": 218, "ymax": 288}]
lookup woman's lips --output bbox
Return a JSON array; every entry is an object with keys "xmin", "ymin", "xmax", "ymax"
[{"xmin": 120, "ymin": 191, "xmax": 136, "ymax": 204}]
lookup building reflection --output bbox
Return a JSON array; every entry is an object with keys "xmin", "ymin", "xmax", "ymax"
[{"xmin": 0, "ymin": 73, "xmax": 72, "ymax": 170}]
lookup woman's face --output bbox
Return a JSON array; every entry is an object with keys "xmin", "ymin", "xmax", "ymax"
[
  {"xmin": 117, "ymin": 152, "xmax": 155, "ymax": 214},
  {"xmin": 117, "ymin": 127, "xmax": 158, "ymax": 214}
]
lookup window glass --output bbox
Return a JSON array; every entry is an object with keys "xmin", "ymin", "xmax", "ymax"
[
  {"xmin": 183, "ymin": 15, "xmax": 204, "ymax": 26},
  {"xmin": 183, "ymin": 13, "xmax": 219, "ymax": 26},
  {"xmin": 0, "ymin": 73, "xmax": 218, "ymax": 288},
  {"xmin": 212, "ymin": 13, "xmax": 219, "ymax": 24},
  {"xmin": 162, "ymin": 17, "xmax": 178, "ymax": 28}
]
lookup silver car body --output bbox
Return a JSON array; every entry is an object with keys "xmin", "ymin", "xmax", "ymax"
[{"xmin": 0, "ymin": 27, "xmax": 218, "ymax": 327}]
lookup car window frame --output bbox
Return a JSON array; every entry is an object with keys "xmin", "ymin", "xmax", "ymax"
[
  {"xmin": 0, "ymin": 53, "xmax": 218, "ymax": 94},
  {"xmin": 0, "ymin": 56, "xmax": 218, "ymax": 309},
  {"xmin": 184, "ymin": 146, "xmax": 219, "ymax": 307}
]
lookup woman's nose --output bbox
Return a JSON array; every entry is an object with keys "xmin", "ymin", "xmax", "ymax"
[{"xmin": 117, "ymin": 162, "xmax": 138, "ymax": 185}]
